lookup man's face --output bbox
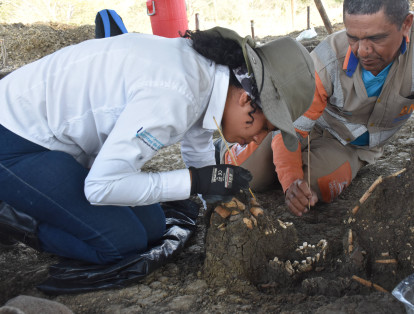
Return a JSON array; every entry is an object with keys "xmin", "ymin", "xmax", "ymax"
[{"xmin": 344, "ymin": 9, "xmax": 413, "ymax": 76}]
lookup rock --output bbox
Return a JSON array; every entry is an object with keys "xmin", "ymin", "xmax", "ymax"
[
  {"xmin": 0, "ymin": 295, "xmax": 73, "ymax": 314},
  {"xmin": 168, "ymin": 295, "xmax": 197, "ymax": 311},
  {"xmin": 185, "ymin": 279, "xmax": 208, "ymax": 293}
]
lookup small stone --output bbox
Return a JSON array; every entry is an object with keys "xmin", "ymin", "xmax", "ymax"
[
  {"xmin": 149, "ymin": 281, "xmax": 162, "ymax": 289},
  {"xmin": 243, "ymin": 218, "xmax": 253, "ymax": 229},
  {"xmin": 216, "ymin": 287, "xmax": 227, "ymax": 296},
  {"xmin": 186, "ymin": 279, "xmax": 208, "ymax": 293},
  {"xmin": 168, "ymin": 295, "xmax": 197, "ymax": 311}
]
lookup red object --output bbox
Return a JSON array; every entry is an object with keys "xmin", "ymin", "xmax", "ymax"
[{"xmin": 146, "ymin": 0, "xmax": 188, "ymax": 38}]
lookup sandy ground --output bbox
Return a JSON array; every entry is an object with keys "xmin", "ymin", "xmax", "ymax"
[{"xmin": 0, "ymin": 22, "xmax": 413, "ymax": 313}]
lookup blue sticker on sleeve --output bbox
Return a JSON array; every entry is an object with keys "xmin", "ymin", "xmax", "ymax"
[{"xmin": 136, "ymin": 128, "xmax": 165, "ymax": 151}]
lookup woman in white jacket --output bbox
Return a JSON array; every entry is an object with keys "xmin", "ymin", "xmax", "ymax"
[{"xmin": 0, "ymin": 27, "xmax": 315, "ymax": 264}]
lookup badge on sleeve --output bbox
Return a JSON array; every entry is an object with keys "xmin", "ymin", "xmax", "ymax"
[{"xmin": 136, "ymin": 127, "xmax": 165, "ymax": 151}]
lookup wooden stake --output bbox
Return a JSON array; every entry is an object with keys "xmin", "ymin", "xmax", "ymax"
[
  {"xmin": 307, "ymin": 135, "xmax": 311, "ymax": 211},
  {"xmin": 352, "ymin": 275, "xmax": 388, "ymax": 293},
  {"xmin": 291, "ymin": 0, "xmax": 296, "ymax": 29},
  {"xmin": 213, "ymin": 116, "xmax": 256, "ymax": 200},
  {"xmin": 195, "ymin": 13, "xmax": 200, "ymax": 30},
  {"xmin": 313, "ymin": 0, "xmax": 333, "ymax": 34}
]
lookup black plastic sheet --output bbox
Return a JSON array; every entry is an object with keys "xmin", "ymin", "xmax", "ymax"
[{"xmin": 37, "ymin": 200, "xmax": 199, "ymax": 295}]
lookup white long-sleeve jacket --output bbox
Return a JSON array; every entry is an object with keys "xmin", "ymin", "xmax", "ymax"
[{"xmin": 0, "ymin": 33, "xmax": 229, "ymax": 206}]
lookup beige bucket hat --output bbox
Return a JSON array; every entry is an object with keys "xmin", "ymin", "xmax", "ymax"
[{"xmin": 204, "ymin": 27, "xmax": 316, "ymax": 151}]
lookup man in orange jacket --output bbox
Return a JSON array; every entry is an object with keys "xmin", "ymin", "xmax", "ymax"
[{"xmin": 217, "ymin": 0, "xmax": 414, "ymax": 216}]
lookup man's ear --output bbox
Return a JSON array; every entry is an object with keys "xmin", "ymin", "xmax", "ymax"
[{"xmin": 402, "ymin": 13, "xmax": 414, "ymax": 37}]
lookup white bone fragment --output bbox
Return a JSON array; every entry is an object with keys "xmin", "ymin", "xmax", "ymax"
[
  {"xmin": 277, "ymin": 219, "xmax": 287, "ymax": 229},
  {"xmin": 285, "ymin": 260, "xmax": 295, "ymax": 276}
]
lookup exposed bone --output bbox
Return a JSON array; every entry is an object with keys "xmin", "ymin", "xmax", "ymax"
[
  {"xmin": 243, "ymin": 218, "xmax": 253, "ymax": 230},
  {"xmin": 234, "ymin": 198, "xmax": 246, "ymax": 210},
  {"xmin": 217, "ymin": 223, "xmax": 226, "ymax": 231},
  {"xmin": 387, "ymin": 168, "xmax": 406, "ymax": 178},
  {"xmin": 214, "ymin": 205, "xmax": 231, "ymax": 219},
  {"xmin": 250, "ymin": 206, "xmax": 264, "ymax": 217},
  {"xmin": 250, "ymin": 215, "xmax": 258, "ymax": 227},
  {"xmin": 352, "ymin": 275, "xmax": 389, "ymax": 293},
  {"xmin": 306, "ymin": 257, "xmax": 312, "ymax": 264},
  {"xmin": 285, "ymin": 260, "xmax": 295, "ymax": 276},
  {"xmin": 249, "ymin": 198, "xmax": 260, "ymax": 207},
  {"xmin": 351, "ymin": 205, "xmax": 360, "ymax": 215},
  {"xmin": 292, "ymin": 261, "xmax": 299, "ymax": 267},
  {"xmin": 359, "ymin": 176, "xmax": 383, "ymax": 204},
  {"xmin": 375, "ymin": 259, "xmax": 397, "ymax": 264},
  {"xmin": 317, "ymin": 240, "xmax": 326, "ymax": 247},
  {"xmin": 223, "ymin": 199, "xmax": 238, "ymax": 209},
  {"xmin": 231, "ymin": 210, "xmax": 240, "ymax": 216},
  {"xmin": 277, "ymin": 219, "xmax": 287, "ymax": 229},
  {"xmin": 298, "ymin": 263, "xmax": 313, "ymax": 273},
  {"xmin": 352, "ymin": 175, "xmax": 384, "ymax": 215},
  {"xmin": 348, "ymin": 229, "xmax": 353, "ymax": 253}
]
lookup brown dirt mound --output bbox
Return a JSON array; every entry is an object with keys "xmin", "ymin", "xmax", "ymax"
[
  {"xmin": 348, "ymin": 152, "xmax": 414, "ymax": 292},
  {"xmin": 0, "ymin": 23, "xmax": 94, "ymax": 72}
]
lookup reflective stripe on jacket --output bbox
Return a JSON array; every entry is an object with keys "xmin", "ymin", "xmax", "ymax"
[{"xmin": 273, "ymin": 27, "xmax": 414, "ymax": 192}]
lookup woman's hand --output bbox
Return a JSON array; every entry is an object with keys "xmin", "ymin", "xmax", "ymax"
[{"xmin": 189, "ymin": 165, "xmax": 252, "ymax": 202}]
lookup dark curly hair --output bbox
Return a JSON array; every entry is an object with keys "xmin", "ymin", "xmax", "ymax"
[{"xmin": 182, "ymin": 29, "xmax": 260, "ymax": 124}]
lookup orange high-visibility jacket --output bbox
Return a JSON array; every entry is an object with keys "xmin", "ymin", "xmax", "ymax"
[{"xmin": 273, "ymin": 27, "xmax": 414, "ymax": 192}]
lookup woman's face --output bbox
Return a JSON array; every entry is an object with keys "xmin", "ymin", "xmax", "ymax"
[{"xmin": 221, "ymin": 86, "xmax": 276, "ymax": 145}]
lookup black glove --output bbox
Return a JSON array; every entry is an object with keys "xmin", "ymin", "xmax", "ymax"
[{"xmin": 189, "ymin": 165, "xmax": 252, "ymax": 202}]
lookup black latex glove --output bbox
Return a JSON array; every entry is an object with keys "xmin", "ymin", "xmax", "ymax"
[{"xmin": 189, "ymin": 165, "xmax": 252, "ymax": 202}]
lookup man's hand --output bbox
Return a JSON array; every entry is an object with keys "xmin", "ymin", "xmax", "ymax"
[
  {"xmin": 285, "ymin": 179, "xmax": 318, "ymax": 216},
  {"xmin": 189, "ymin": 165, "xmax": 252, "ymax": 202}
]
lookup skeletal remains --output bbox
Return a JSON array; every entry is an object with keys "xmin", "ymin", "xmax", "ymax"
[{"xmin": 203, "ymin": 194, "xmax": 329, "ymax": 287}]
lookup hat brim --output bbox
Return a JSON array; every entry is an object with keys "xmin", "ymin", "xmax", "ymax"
[{"xmin": 245, "ymin": 38, "xmax": 315, "ymax": 152}]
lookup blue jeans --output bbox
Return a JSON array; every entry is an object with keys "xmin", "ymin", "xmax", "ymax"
[{"xmin": 0, "ymin": 124, "xmax": 166, "ymax": 264}]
